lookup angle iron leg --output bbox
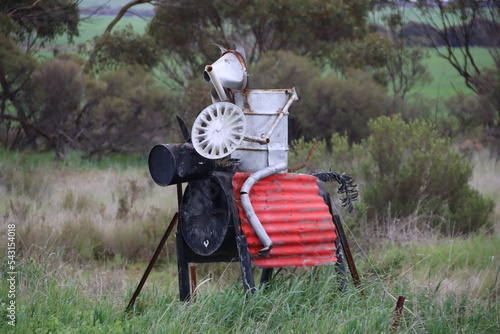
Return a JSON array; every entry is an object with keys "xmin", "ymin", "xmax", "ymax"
[
  {"xmin": 236, "ymin": 235, "xmax": 256, "ymax": 293},
  {"xmin": 126, "ymin": 213, "xmax": 178, "ymax": 312},
  {"xmin": 260, "ymin": 268, "xmax": 274, "ymax": 285},
  {"xmin": 334, "ymin": 233, "xmax": 348, "ymax": 291},
  {"xmin": 333, "ymin": 214, "xmax": 363, "ymax": 295}
]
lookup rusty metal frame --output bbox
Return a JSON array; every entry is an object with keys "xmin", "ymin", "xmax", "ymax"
[{"xmin": 125, "ymin": 212, "xmax": 179, "ymax": 312}]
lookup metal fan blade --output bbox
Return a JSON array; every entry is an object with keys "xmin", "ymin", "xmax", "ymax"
[{"xmin": 176, "ymin": 115, "xmax": 191, "ymax": 142}]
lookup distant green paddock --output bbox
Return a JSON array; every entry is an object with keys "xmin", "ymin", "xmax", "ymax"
[
  {"xmin": 53, "ymin": 16, "xmax": 148, "ymax": 46},
  {"xmin": 411, "ymin": 47, "xmax": 495, "ymax": 100}
]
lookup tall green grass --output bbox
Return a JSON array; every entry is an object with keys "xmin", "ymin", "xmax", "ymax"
[{"xmin": 1, "ymin": 257, "xmax": 498, "ymax": 333}]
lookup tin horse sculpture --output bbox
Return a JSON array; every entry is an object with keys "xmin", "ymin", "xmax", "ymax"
[{"xmin": 127, "ymin": 46, "xmax": 359, "ymax": 309}]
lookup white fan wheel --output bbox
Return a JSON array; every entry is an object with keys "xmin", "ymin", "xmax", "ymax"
[{"xmin": 192, "ymin": 102, "xmax": 246, "ymax": 159}]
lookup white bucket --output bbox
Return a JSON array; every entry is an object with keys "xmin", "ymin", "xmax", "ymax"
[{"xmin": 232, "ymin": 88, "xmax": 297, "ymax": 172}]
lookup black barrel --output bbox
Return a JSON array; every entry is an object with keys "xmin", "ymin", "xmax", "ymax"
[{"xmin": 148, "ymin": 143, "xmax": 215, "ymax": 186}]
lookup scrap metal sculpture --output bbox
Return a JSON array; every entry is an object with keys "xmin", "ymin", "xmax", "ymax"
[{"xmin": 127, "ymin": 45, "xmax": 360, "ymax": 309}]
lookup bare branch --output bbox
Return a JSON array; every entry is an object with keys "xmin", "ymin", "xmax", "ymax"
[{"xmin": 104, "ymin": 0, "xmax": 153, "ymax": 35}]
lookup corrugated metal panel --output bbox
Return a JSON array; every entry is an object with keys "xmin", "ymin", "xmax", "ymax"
[{"xmin": 232, "ymin": 173, "xmax": 337, "ymax": 268}]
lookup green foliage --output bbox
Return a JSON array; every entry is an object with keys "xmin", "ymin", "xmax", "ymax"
[
  {"xmin": 360, "ymin": 115, "xmax": 494, "ymax": 234},
  {"xmin": 303, "ymin": 69, "xmax": 393, "ymax": 142},
  {"xmin": 82, "ymin": 65, "xmax": 177, "ymax": 156},
  {"xmin": 0, "ymin": 0, "xmax": 80, "ymax": 47},
  {"xmin": 251, "ymin": 51, "xmax": 393, "ymax": 142},
  {"xmin": 330, "ymin": 32, "xmax": 393, "ymax": 86},
  {"xmin": 148, "ymin": 0, "xmax": 373, "ymax": 88},
  {"xmin": 2, "ymin": 54, "xmax": 177, "ymax": 157},
  {"xmin": 0, "ymin": 32, "xmax": 37, "ymax": 103},
  {"xmin": 92, "ymin": 24, "xmax": 161, "ymax": 72}
]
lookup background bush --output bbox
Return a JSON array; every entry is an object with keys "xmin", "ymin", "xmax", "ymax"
[
  {"xmin": 290, "ymin": 115, "xmax": 494, "ymax": 236},
  {"xmin": 250, "ymin": 51, "xmax": 394, "ymax": 142},
  {"xmin": 359, "ymin": 115, "xmax": 494, "ymax": 234}
]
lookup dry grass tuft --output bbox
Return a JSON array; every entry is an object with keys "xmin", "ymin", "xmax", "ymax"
[
  {"xmin": 1, "ymin": 161, "xmax": 178, "ymax": 262},
  {"xmin": 470, "ymin": 149, "xmax": 500, "ymax": 232}
]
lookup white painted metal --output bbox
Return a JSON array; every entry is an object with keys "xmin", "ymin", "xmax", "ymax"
[
  {"xmin": 204, "ymin": 66, "xmax": 228, "ymax": 101},
  {"xmin": 204, "ymin": 51, "xmax": 248, "ymax": 101},
  {"xmin": 232, "ymin": 88, "xmax": 298, "ymax": 172},
  {"xmin": 191, "ymin": 102, "xmax": 246, "ymax": 159}
]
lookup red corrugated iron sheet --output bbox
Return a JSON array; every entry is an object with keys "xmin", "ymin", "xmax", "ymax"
[{"xmin": 232, "ymin": 173, "xmax": 337, "ymax": 268}]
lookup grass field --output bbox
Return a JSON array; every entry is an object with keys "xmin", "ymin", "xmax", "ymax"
[
  {"xmin": 1, "ymin": 149, "xmax": 499, "ymax": 333},
  {"xmin": 412, "ymin": 47, "xmax": 495, "ymax": 100},
  {"xmin": 52, "ymin": 16, "xmax": 148, "ymax": 48}
]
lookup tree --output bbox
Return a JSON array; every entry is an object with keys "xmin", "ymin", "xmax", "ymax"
[
  {"xmin": 378, "ymin": 6, "xmax": 432, "ymax": 99},
  {"xmin": 79, "ymin": 65, "xmax": 177, "ymax": 157},
  {"xmin": 0, "ymin": 0, "xmax": 80, "ymax": 51},
  {"xmin": 8, "ymin": 57, "xmax": 176, "ymax": 158},
  {"xmin": 413, "ymin": 0, "xmax": 500, "ymax": 140},
  {"xmin": 250, "ymin": 51, "xmax": 393, "ymax": 142},
  {"xmin": 0, "ymin": 0, "xmax": 81, "ymax": 150},
  {"xmin": 414, "ymin": 0, "xmax": 499, "ymax": 93},
  {"xmin": 84, "ymin": 0, "xmax": 155, "ymax": 73},
  {"xmin": 0, "ymin": 34, "xmax": 38, "ymax": 148},
  {"xmin": 90, "ymin": 24, "xmax": 161, "ymax": 72},
  {"xmin": 147, "ymin": 0, "xmax": 373, "ymax": 89}
]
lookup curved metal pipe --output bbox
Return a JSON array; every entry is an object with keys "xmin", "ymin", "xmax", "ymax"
[{"xmin": 240, "ymin": 162, "xmax": 288, "ymax": 256}]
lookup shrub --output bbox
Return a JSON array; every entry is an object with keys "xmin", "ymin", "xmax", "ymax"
[
  {"xmin": 359, "ymin": 115, "xmax": 494, "ymax": 234},
  {"xmin": 250, "ymin": 51, "xmax": 393, "ymax": 142}
]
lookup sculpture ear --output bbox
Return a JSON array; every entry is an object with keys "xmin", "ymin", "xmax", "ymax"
[
  {"xmin": 213, "ymin": 43, "xmax": 227, "ymax": 55},
  {"xmin": 176, "ymin": 115, "xmax": 191, "ymax": 142},
  {"xmin": 234, "ymin": 42, "xmax": 247, "ymax": 64}
]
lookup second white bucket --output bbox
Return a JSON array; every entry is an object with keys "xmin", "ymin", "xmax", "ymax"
[{"xmin": 232, "ymin": 88, "xmax": 298, "ymax": 172}]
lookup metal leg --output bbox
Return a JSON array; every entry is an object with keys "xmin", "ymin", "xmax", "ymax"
[
  {"xmin": 126, "ymin": 213, "xmax": 178, "ymax": 312},
  {"xmin": 333, "ymin": 214, "xmax": 363, "ymax": 295},
  {"xmin": 260, "ymin": 268, "xmax": 274, "ymax": 285},
  {"xmin": 334, "ymin": 234, "xmax": 348, "ymax": 291},
  {"xmin": 236, "ymin": 235, "xmax": 255, "ymax": 293},
  {"xmin": 176, "ymin": 232, "xmax": 190, "ymax": 302}
]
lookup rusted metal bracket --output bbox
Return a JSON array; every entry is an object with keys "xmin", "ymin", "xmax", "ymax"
[
  {"xmin": 190, "ymin": 266, "xmax": 197, "ymax": 301},
  {"xmin": 125, "ymin": 212, "xmax": 179, "ymax": 312},
  {"xmin": 391, "ymin": 296, "xmax": 406, "ymax": 332},
  {"xmin": 333, "ymin": 214, "xmax": 363, "ymax": 296}
]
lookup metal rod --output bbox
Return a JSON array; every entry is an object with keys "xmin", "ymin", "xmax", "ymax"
[
  {"xmin": 236, "ymin": 234, "xmax": 256, "ymax": 293},
  {"xmin": 177, "ymin": 183, "xmax": 183, "ymax": 210},
  {"xmin": 333, "ymin": 214, "xmax": 363, "ymax": 296},
  {"xmin": 391, "ymin": 296, "xmax": 406, "ymax": 332},
  {"xmin": 264, "ymin": 92, "xmax": 297, "ymax": 140},
  {"xmin": 204, "ymin": 65, "xmax": 229, "ymax": 101},
  {"xmin": 243, "ymin": 134, "xmax": 269, "ymax": 144},
  {"xmin": 125, "ymin": 212, "xmax": 179, "ymax": 312},
  {"xmin": 177, "ymin": 231, "xmax": 191, "ymax": 302},
  {"xmin": 190, "ymin": 266, "xmax": 197, "ymax": 301}
]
